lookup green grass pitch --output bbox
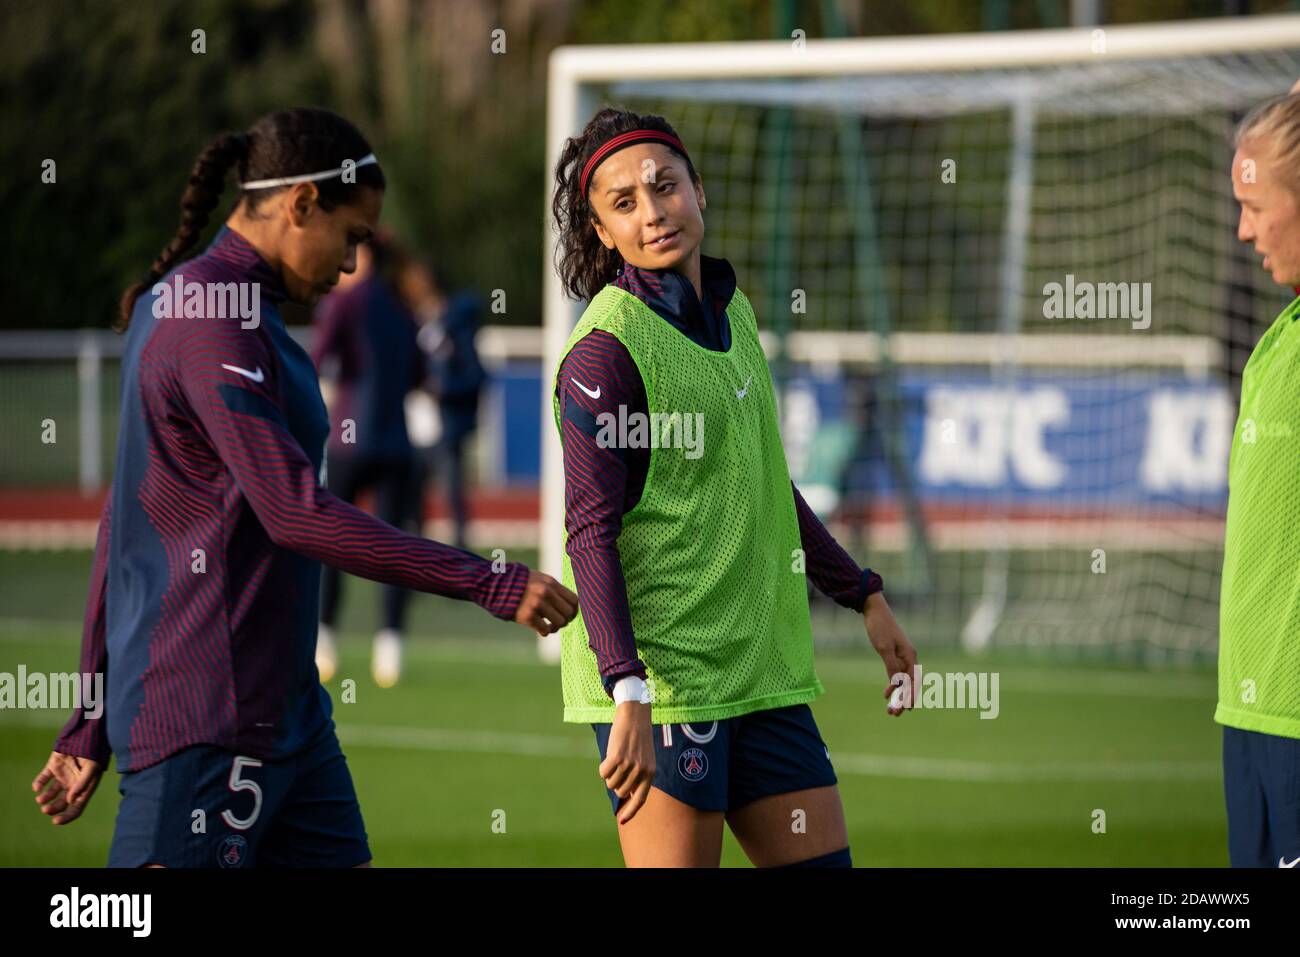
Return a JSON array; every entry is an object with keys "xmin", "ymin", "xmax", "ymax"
[{"xmin": 0, "ymin": 549, "xmax": 1225, "ymax": 866}]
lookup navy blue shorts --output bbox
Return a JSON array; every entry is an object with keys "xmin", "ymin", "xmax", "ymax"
[
  {"xmin": 1223, "ymin": 725, "xmax": 1300, "ymax": 868},
  {"xmin": 592, "ymin": 703, "xmax": 838, "ymax": 814},
  {"xmin": 108, "ymin": 727, "xmax": 370, "ymax": 868}
]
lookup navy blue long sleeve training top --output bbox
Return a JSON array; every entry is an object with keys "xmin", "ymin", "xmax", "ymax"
[
  {"xmin": 56, "ymin": 227, "xmax": 528, "ymax": 771},
  {"xmin": 310, "ymin": 274, "xmax": 424, "ymax": 461}
]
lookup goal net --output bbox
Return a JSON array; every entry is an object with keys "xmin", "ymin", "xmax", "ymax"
[{"xmin": 541, "ymin": 16, "xmax": 1300, "ymax": 665}]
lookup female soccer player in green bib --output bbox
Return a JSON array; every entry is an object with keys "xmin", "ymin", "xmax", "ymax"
[
  {"xmin": 550, "ymin": 108, "xmax": 918, "ymax": 867},
  {"xmin": 1219, "ymin": 91, "xmax": 1300, "ymax": 868}
]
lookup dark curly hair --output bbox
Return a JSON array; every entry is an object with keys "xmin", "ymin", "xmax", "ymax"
[
  {"xmin": 551, "ymin": 107, "xmax": 699, "ymax": 302},
  {"xmin": 116, "ymin": 107, "xmax": 386, "ymax": 332}
]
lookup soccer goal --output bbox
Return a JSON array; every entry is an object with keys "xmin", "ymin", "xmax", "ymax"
[{"xmin": 541, "ymin": 15, "xmax": 1300, "ymax": 666}]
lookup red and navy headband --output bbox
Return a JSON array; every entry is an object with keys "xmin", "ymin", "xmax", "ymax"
[{"xmin": 579, "ymin": 129, "xmax": 690, "ymax": 196}]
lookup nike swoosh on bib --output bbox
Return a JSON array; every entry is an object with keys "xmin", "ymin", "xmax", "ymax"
[{"xmin": 571, "ymin": 377, "xmax": 601, "ymax": 400}]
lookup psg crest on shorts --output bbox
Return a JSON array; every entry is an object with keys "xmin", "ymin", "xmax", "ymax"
[
  {"xmin": 217, "ymin": 834, "xmax": 248, "ymax": 868},
  {"xmin": 678, "ymin": 747, "xmax": 708, "ymax": 782}
]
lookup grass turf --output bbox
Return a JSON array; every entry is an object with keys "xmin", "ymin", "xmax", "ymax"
[{"xmin": 0, "ymin": 549, "xmax": 1225, "ymax": 867}]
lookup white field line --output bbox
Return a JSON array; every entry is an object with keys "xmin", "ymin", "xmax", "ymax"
[
  {"xmin": 0, "ymin": 710, "xmax": 1218, "ymax": 784},
  {"xmin": 336, "ymin": 724, "xmax": 1219, "ymax": 783}
]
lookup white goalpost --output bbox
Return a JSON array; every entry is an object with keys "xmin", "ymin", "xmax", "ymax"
[{"xmin": 540, "ymin": 14, "xmax": 1300, "ymax": 665}]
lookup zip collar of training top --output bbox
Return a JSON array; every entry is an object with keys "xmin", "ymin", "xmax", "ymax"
[
  {"xmin": 612, "ymin": 253, "xmax": 736, "ymax": 352},
  {"xmin": 198, "ymin": 225, "xmax": 290, "ymax": 305}
]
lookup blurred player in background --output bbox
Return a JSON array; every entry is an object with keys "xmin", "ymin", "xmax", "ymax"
[
  {"xmin": 549, "ymin": 108, "xmax": 917, "ymax": 867},
  {"xmin": 30, "ymin": 107, "xmax": 576, "ymax": 867},
  {"xmin": 1219, "ymin": 91, "xmax": 1300, "ymax": 868},
  {"xmin": 311, "ymin": 232, "xmax": 423, "ymax": 687},
  {"xmin": 399, "ymin": 257, "xmax": 488, "ymax": 552}
]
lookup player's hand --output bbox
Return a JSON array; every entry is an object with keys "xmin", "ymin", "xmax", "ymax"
[
  {"xmin": 864, "ymin": 592, "xmax": 918, "ymax": 716},
  {"xmin": 600, "ymin": 700, "xmax": 654, "ymax": 825},
  {"xmin": 32, "ymin": 751, "xmax": 103, "ymax": 825},
  {"xmin": 513, "ymin": 569, "xmax": 578, "ymax": 636}
]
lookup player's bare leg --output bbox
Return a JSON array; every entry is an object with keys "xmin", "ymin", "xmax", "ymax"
[
  {"xmin": 614, "ymin": 786, "xmax": 724, "ymax": 867},
  {"xmin": 725, "ymin": 785, "xmax": 849, "ymax": 867}
]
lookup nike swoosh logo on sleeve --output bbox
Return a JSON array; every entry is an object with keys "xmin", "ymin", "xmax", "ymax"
[
  {"xmin": 571, "ymin": 377, "xmax": 601, "ymax": 400},
  {"xmin": 221, "ymin": 363, "xmax": 265, "ymax": 383}
]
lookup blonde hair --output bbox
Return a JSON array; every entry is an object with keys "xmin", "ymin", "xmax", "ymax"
[{"xmin": 1235, "ymin": 93, "xmax": 1300, "ymax": 190}]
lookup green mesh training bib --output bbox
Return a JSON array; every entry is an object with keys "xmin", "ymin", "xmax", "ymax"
[
  {"xmin": 551, "ymin": 283, "xmax": 821, "ymax": 724},
  {"xmin": 1215, "ymin": 294, "xmax": 1300, "ymax": 739}
]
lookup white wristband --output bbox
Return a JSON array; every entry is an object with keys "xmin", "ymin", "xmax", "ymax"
[{"xmin": 613, "ymin": 675, "xmax": 649, "ymax": 705}]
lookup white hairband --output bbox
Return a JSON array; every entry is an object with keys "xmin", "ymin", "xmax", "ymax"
[{"xmin": 239, "ymin": 153, "xmax": 378, "ymax": 190}]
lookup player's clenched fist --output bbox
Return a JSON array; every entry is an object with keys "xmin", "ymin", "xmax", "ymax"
[{"xmin": 513, "ymin": 570, "xmax": 579, "ymax": 635}]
